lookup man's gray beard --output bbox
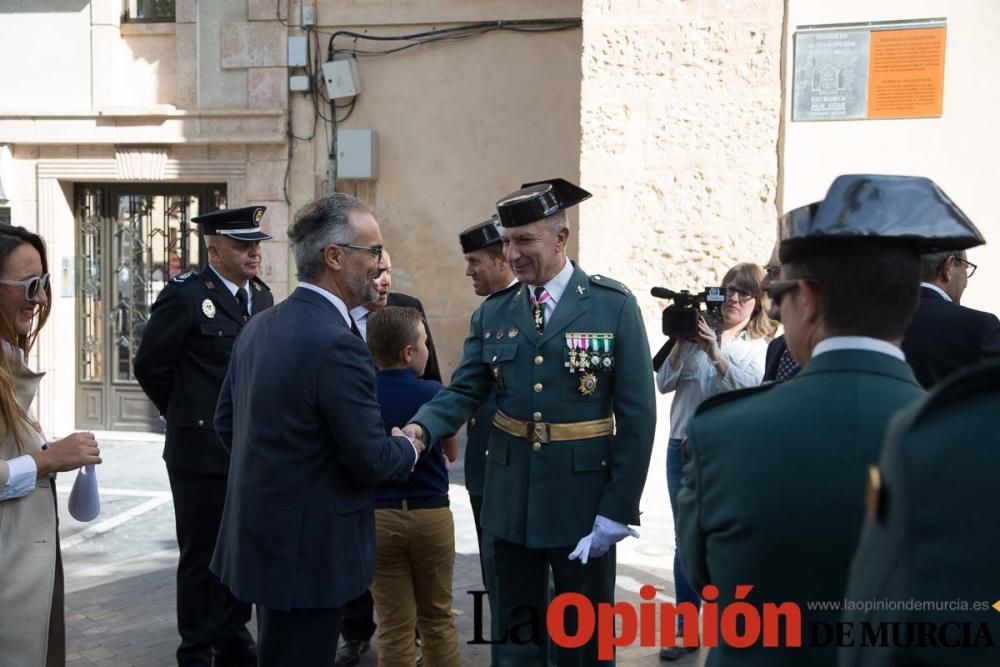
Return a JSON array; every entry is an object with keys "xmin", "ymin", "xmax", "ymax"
[{"xmin": 347, "ymin": 271, "xmax": 378, "ymax": 307}]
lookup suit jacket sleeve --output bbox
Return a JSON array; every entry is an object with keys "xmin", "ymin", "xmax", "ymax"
[
  {"xmin": 316, "ymin": 334, "xmax": 416, "ymax": 484},
  {"xmin": 410, "ymin": 307, "xmax": 492, "ymax": 443},
  {"xmin": 133, "ymin": 284, "xmax": 192, "ymax": 414},
  {"xmin": 762, "ymin": 336, "xmax": 784, "ymax": 383},
  {"xmin": 677, "ymin": 421, "xmax": 711, "ymax": 593},
  {"xmin": 215, "ymin": 362, "xmax": 234, "ymax": 454},
  {"xmin": 980, "ymin": 313, "xmax": 1000, "ymax": 357},
  {"xmin": 599, "ymin": 293, "xmax": 656, "ymax": 525}
]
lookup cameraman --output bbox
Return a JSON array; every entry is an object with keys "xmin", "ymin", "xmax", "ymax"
[{"xmin": 654, "ymin": 262, "xmax": 776, "ymax": 661}]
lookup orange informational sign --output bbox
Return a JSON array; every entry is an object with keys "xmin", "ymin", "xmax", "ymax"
[{"xmin": 867, "ymin": 26, "xmax": 947, "ymax": 118}]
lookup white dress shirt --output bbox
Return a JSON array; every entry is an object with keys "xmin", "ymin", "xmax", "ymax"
[
  {"xmin": 656, "ymin": 332, "xmax": 769, "ymax": 439},
  {"xmin": 349, "ymin": 305, "xmax": 373, "ymax": 341},
  {"xmin": 208, "ymin": 265, "xmax": 254, "ymax": 313},
  {"xmin": 298, "ymin": 282, "xmax": 353, "ymax": 327},
  {"xmin": 919, "ymin": 282, "xmax": 952, "ymax": 302},
  {"xmin": 811, "ymin": 336, "xmax": 906, "ymax": 362},
  {"xmin": 529, "ymin": 259, "xmax": 575, "ymax": 325}
]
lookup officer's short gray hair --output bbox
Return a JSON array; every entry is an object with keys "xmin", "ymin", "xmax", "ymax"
[
  {"xmin": 288, "ymin": 194, "xmax": 373, "ymax": 283},
  {"xmin": 919, "ymin": 250, "xmax": 961, "ymax": 282},
  {"xmin": 546, "ymin": 210, "xmax": 568, "ymax": 234}
]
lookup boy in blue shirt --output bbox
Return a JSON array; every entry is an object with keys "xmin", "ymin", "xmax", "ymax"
[{"xmin": 366, "ymin": 306, "xmax": 460, "ymax": 666}]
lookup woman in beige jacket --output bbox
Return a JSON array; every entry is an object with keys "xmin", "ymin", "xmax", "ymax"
[{"xmin": 0, "ymin": 224, "xmax": 102, "ymax": 667}]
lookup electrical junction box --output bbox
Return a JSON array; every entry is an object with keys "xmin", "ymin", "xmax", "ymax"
[
  {"xmin": 289, "ymin": 75, "xmax": 310, "ymax": 92},
  {"xmin": 288, "ymin": 37, "xmax": 308, "ymax": 68},
  {"xmin": 322, "ymin": 59, "xmax": 361, "ymax": 101},
  {"xmin": 337, "ymin": 130, "xmax": 378, "ymax": 180}
]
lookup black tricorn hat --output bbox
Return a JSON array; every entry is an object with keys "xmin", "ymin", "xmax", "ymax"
[
  {"xmin": 191, "ymin": 206, "xmax": 272, "ymax": 242},
  {"xmin": 495, "ymin": 178, "xmax": 592, "ymax": 228},
  {"xmin": 780, "ymin": 175, "xmax": 985, "ymax": 262},
  {"xmin": 459, "ymin": 215, "xmax": 503, "ymax": 254}
]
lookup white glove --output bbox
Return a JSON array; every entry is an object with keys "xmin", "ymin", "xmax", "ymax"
[{"xmin": 568, "ymin": 515, "xmax": 639, "ymax": 564}]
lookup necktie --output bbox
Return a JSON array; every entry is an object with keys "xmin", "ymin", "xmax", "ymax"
[
  {"xmin": 774, "ymin": 347, "xmax": 800, "ymax": 382},
  {"xmin": 349, "ymin": 317, "xmax": 364, "ymax": 340},
  {"xmin": 235, "ymin": 287, "xmax": 250, "ymax": 321},
  {"xmin": 530, "ymin": 286, "xmax": 550, "ymax": 335}
]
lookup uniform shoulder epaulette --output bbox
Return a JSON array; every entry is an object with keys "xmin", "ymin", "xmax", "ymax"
[
  {"xmin": 485, "ymin": 281, "xmax": 520, "ymax": 301},
  {"xmin": 909, "ymin": 357, "xmax": 1000, "ymax": 427},
  {"xmin": 589, "ymin": 274, "xmax": 632, "ymax": 296},
  {"xmin": 169, "ymin": 271, "xmax": 200, "ymax": 286},
  {"xmin": 694, "ymin": 382, "xmax": 777, "ymax": 417},
  {"xmin": 251, "ymin": 276, "xmax": 271, "ymax": 292}
]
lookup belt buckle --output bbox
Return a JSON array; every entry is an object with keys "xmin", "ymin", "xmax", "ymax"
[{"xmin": 529, "ymin": 422, "xmax": 550, "ymax": 444}]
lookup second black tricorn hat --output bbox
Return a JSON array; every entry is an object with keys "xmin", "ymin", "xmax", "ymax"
[
  {"xmin": 459, "ymin": 215, "xmax": 503, "ymax": 254},
  {"xmin": 191, "ymin": 206, "xmax": 273, "ymax": 242},
  {"xmin": 780, "ymin": 175, "xmax": 984, "ymax": 261},
  {"xmin": 495, "ymin": 178, "xmax": 592, "ymax": 228}
]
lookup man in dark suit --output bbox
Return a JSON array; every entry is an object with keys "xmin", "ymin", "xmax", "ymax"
[
  {"xmin": 841, "ymin": 358, "xmax": 1000, "ymax": 667},
  {"xmin": 901, "ymin": 249, "xmax": 1000, "ymax": 387},
  {"xmin": 677, "ymin": 175, "xmax": 985, "ymax": 667},
  {"xmin": 134, "ymin": 206, "xmax": 274, "ymax": 667},
  {"xmin": 336, "ymin": 248, "xmax": 442, "ymax": 665},
  {"xmin": 760, "ymin": 238, "xmax": 802, "ymax": 383},
  {"xmin": 210, "ymin": 194, "xmax": 423, "ymax": 666}
]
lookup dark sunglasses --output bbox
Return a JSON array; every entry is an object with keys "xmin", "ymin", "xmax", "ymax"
[
  {"xmin": 0, "ymin": 273, "xmax": 50, "ymax": 301},
  {"xmin": 766, "ymin": 278, "xmax": 817, "ymax": 307}
]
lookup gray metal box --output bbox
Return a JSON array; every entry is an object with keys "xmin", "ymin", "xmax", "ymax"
[{"xmin": 336, "ymin": 129, "xmax": 378, "ymax": 180}]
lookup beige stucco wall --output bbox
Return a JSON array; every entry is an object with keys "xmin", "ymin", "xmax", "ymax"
[
  {"xmin": 578, "ymin": 0, "xmax": 785, "ymax": 343},
  {"xmin": 783, "ymin": 0, "xmax": 1000, "ymax": 317},
  {"xmin": 0, "ymin": 1, "xmax": 93, "ymax": 112},
  {"xmin": 295, "ymin": 1, "xmax": 584, "ymax": 379}
]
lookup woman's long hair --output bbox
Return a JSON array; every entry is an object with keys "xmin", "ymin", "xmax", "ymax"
[
  {"xmin": 0, "ymin": 224, "xmax": 52, "ymax": 453},
  {"xmin": 722, "ymin": 262, "xmax": 778, "ymax": 340}
]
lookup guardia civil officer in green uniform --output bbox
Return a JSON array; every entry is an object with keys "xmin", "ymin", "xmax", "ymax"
[
  {"xmin": 134, "ymin": 206, "xmax": 273, "ymax": 667},
  {"xmin": 840, "ymin": 357, "xmax": 1000, "ymax": 667},
  {"xmin": 407, "ymin": 179, "xmax": 656, "ymax": 666},
  {"xmin": 676, "ymin": 175, "xmax": 985, "ymax": 667},
  {"xmin": 458, "ymin": 214, "xmax": 516, "ymax": 590}
]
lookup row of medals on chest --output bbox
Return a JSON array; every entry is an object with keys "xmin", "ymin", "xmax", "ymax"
[{"xmin": 484, "ymin": 329, "xmax": 614, "ymax": 397}]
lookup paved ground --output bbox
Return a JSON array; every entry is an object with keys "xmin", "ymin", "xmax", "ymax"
[{"xmin": 59, "ymin": 414, "xmax": 707, "ymax": 666}]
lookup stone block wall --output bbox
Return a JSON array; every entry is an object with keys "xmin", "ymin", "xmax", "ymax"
[{"xmin": 578, "ymin": 0, "xmax": 785, "ymax": 330}]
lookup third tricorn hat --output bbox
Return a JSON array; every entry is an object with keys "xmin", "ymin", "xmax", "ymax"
[
  {"xmin": 459, "ymin": 215, "xmax": 503, "ymax": 253},
  {"xmin": 779, "ymin": 175, "xmax": 984, "ymax": 262},
  {"xmin": 191, "ymin": 206, "xmax": 273, "ymax": 242},
  {"xmin": 495, "ymin": 178, "xmax": 592, "ymax": 228}
]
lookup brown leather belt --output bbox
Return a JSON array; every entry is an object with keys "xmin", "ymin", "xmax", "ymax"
[{"xmin": 492, "ymin": 409, "xmax": 614, "ymax": 445}]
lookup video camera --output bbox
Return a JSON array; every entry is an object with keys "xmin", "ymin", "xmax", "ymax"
[{"xmin": 650, "ymin": 287, "xmax": 726, "ymax": 340}]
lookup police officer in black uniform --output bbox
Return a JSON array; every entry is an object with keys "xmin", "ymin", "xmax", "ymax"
[{"xmin": 134, "ymin": 206, "xmax": 274, "ymax": 667}]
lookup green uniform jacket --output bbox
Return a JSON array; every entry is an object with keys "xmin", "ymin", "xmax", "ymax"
[
  {"xmin": 412, "ymin": 262, "xmax": 656, "ymax": 548},
  {"xmin": 678, "ymin": 349, "xmax": 924, "ymax": 667},
  {"xmin": 840, "ymin": 358, "xmax": 1000, "ymax": 667}
]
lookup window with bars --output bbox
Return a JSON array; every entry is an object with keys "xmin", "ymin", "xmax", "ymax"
[{"xmin": 123, "ymin": 0, "xmax": 175, "ymax": 22}]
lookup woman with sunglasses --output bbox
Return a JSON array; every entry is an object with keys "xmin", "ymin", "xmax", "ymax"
[
  {"xmin": 0, "ymin": 224, "xmax": 102, "ymax": 666},
  {"xmin": 654, "ymin": 261, "xmax": 777, "ymax": 661}
]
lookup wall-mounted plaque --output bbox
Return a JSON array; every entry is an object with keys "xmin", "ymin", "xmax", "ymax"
[{"xmin": 793, "ymin": 18, "xmax": 946, "ymax": 121}]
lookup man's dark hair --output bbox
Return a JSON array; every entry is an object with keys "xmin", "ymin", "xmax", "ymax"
[
  {"xmin": 288, "ymin": 194, "xmax": 373, "ymax": 283},
  {"xmin": 483, "ymin": 243, "xmax": 505, "ymax": 260},
  {"xmin": 367, "ymin": 306, "xmax": 423, "ymax": 369},
  {"xmin": 784, "ymin": 240, "xmax": 920, "ymax": 340}
]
